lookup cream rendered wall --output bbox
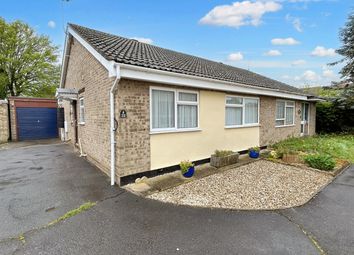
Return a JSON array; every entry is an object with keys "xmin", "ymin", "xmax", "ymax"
[{"xmin": 150, "ymin": 90, "xmax": 260, "ymax": 170}]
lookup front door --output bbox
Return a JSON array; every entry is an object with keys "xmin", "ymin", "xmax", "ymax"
[{"xmin": 301, "ymin": 103, "xmax": 309, "ymax": 136}]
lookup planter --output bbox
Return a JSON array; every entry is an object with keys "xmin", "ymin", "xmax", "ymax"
[
  {"xmin": 249, "ymin": 150, "xmax": 260, "ymax": 159},
  {"xmin": 182, "ymin": 166, "xmax": 195, "ymax": 178},
  {"xmin": 210, "ymin": 153, "xmax": 240, "ymax": 168},
  {"xmin": 282, "ymin": 153, "xmax": 304, "ymax": 164}
]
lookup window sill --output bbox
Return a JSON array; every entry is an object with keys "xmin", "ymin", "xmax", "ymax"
[
  {"xmin": 150, "ymin": 128, "xmax": 201, "ymax": 135},
  {"xmin": 225, "ymin": 124, "xmax": 260, "ymax": 129},
  {"xmin": 275, "ymin": 124, "xmax": 295, "ymax": 128},
  {"xmin": 78, "ymin": 122, "xmax": 86, "ymax": 125}
]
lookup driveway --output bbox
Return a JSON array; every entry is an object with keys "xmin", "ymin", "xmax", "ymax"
[{"xmin": 0, "ymin": 143, "xmax": 353, "ymax": 254}]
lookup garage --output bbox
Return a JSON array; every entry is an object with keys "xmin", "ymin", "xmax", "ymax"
[{"xmin": 9, "ymin": 97, "xmax": 58, "ymax": 141}]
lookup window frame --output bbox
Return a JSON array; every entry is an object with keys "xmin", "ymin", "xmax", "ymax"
[
  {"xmin": 275, "ymin": 100, "xmax": 295, "ymax": 127},
  {"xmin": 224, "ymin": 95, "xmax": 260, "ymax": 128},
  {"xmin": 150, "ymin": 86, "xmax": 200, "ymax": 134},
  {"xmin": 78, "ymin": 97, "xmax": 85, "ymax": 125}
]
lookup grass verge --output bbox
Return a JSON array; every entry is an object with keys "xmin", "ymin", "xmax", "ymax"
[{"xmin": 272, "ymin": 133, "xmax": 354, "ymax": 163}]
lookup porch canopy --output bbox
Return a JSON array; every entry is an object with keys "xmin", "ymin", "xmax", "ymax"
[{"xmin": 55, "ymin": 88, "xmax": 78, "ymax": 101}]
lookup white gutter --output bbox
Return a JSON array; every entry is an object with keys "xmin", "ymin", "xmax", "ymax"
[{"xmin": 110, "ymin": 64, "xmax": 121, "ymax": 186}]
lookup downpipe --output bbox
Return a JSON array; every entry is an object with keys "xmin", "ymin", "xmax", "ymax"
[{"xmin": 110, "ymin": 64, "xmax": 121, "ymax": 186}]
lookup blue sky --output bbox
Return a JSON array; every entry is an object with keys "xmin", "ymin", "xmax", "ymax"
[{"xmin": 1, "ymin": 0, "xmax": 353, "ymax": 87}]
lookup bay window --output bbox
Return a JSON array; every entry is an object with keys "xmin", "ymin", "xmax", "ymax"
[
  {"xmin": 151, "ymin": 88, "xmax": 199, "ymax": 132},
  {"xmin": 276, "ymin": 100, "xmax": 295, "ymax": 126},
  {"xmin": 225, "ymin": 96, "xmax": 259, "ymax": 127}
]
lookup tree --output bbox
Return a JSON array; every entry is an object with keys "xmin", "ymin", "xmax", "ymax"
[
  {"xmin": 331, "ymin": 11, "xmax": 354, "ymax": 82},
  {"xmin": 0, "ymin": 18, "xmax": 60, "ymax": 99}
]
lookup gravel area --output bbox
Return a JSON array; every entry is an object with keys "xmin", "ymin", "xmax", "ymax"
[{"xmin": 147, "ymin": 160, "xmax": 333, "ymax": 210}]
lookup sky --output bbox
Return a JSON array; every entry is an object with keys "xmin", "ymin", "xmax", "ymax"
[{"xmin": 1, "ymin": 0, "xmax": 353, "ymax": 88}]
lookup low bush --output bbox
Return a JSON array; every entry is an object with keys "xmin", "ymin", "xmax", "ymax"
[
  {"xmin": 214, "ymin": 150, "xmax": 234, "ymax": 157},
  {"xmin": 304, "ymin": 154, "xmax": 336, "ymax": 171},
  {"xmin": 179, "ymin": 160, "xmax": 194, "ymax": 174},
  {"xmin": 248, "ymin": 146, "xmax": 260, "ymax": 152}
]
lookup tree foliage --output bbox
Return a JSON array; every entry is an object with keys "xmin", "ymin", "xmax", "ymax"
[
  {"xmin": 331, "ymin": 11, "xmax": 354, "ymax": 82},
  {"xmin": 0, "ymin": 18, "xmax": 60, "ymax": 99},
  {"xmin": 316, "ymin": 86, "xmax": 354, "ymax": 133}
]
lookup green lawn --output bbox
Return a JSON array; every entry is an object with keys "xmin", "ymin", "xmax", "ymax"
[{"xmin": 272, "ymin": 133, "xmax": 354, "ymax": 163}]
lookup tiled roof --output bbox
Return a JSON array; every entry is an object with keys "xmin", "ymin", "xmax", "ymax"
[{"xmin": 69, "ymin": 24, "xmax": 304, "ymax": 95}]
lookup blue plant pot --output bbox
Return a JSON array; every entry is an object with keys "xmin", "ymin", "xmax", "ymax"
[
  {"xmin": 182, "ymin": 166, "xmax": 195, "ymax": 178},
  {"xmin": 249, "ymin": 150, "xmax": 260, "ymax": 159}
]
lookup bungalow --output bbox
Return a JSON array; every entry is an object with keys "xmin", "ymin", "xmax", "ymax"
[{"xmin": 57, "ymin": 24, "xmax": 318, "ymax": 186}]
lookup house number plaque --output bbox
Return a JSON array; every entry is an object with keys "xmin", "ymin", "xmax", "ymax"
[{"xmin": 120, "ymin": 110, "xmax": 127, "ymax": 118}]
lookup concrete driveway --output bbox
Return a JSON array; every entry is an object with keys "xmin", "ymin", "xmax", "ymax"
[{"xmin": 0, "ymin": 143, "xmax": 353, "ymax": 255}]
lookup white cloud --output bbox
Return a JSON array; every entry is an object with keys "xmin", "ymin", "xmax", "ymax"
[
  {"xmin": 199, "ymin": 1, "xmax": 282, "ymax": 28},
  {"xmin": 303, "ymin": 70, "xmax": 320, "ymax": 81},
  {"xmin": 288, "ymin": 0, "xmax": 323, "ymax": 2},
  {"xmin": 228, "ymin": 52, "xmax": 244, "ymax": 61},
  {"xmin": 48, "ymin": 20, "xmax": 56, "ymax": 29},
  {"xmin": 295, "ymin": 70, "xmax": 321, "ymax": 82},
  {"xmin": 285, "ymin": 14, "xmax": 303, "ymax": 32},
  {"xmin": 264, "ymin": 49, "xmax": 282, "ymax": 56},
  {"xmin": 291, "ymin": 59, "xmax": 306, "ymax": 66},
  {"xmin": 322, "ymin": 69, "xmax": 334, "ymax": 78},
  {"xmin": 131, "ymin": 37, "xmax": 153, "ymax": 44},
  {"xmin": 271, "ymin": 37, "xmax": 300, "ymax": 45},
  {"xmin": 321, "ymin": 66, "xmax": 336, "ymax": 79},
  {"xmin": 311, "ymin": 46, "xmax": 336, "ymax": 57},
  {"xmin": 292, "ymin": 18, "xmax": 302, "ymax": 32}
]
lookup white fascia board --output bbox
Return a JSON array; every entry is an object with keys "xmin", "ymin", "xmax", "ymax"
[
  {"xmin": 59, "ymin": 30, "xmax": 70, "ymax": 88},
  {"xmin": 119, "ymin": 64, "xmax": 308, "ymax": 101},
  {"xmin": 66, "ymin": 25, "xmax": 117, "ymax": 77}
]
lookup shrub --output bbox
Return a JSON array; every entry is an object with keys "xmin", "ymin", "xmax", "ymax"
[
  {"xmin": 304, "ymin": 154, "xmax": 336, "ymax": 171},
  {"xmin": 179, "ymin": 160, "xmax": 194, "ymax": 174},
  {"xmin": 269, "ymin": 150, "xmax": 281, "ymax": 159},
  {"xmin": 316, "ymin": 101, "xmax": 343, "ymax": 133},
  {"xmin": 248, "ymin": 146, "xmax": 260, "ymax": 153},
  {"xmin": 214, "ymin": 150, "xmax": 234, "ymax": 157}
]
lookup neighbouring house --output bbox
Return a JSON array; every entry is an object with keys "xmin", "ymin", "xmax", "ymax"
[{"xmin": 57, "ymin": 24, "xmax": 319, "ymax": 186}]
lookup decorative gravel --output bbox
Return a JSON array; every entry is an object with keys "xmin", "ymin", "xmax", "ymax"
[{"xmin": 147, "ymin": 160, "xmax": 333, "ymax": 210}]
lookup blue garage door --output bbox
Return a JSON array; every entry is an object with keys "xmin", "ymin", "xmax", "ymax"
[{"xmin": 17, "ymin": 107, "xmax": 58, "ymax": 140}]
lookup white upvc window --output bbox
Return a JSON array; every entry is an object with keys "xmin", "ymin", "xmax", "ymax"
[
  {"xmin": 150, "ymin": 87, "xmax": 199, "ymax": 133},
  {"xmin": 225, "ymin": 95, "xmax": 259, "ymax": 128},
  {"xmin": 275, "ymin": 100, "xmax": 295, "ymax": 127},
  {"xmin": 79, "ymin": 97, "xmax": 85, "ymax": 124}
]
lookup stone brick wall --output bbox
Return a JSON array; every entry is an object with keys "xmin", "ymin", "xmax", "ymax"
[
  {"xmin": 116, "ymin": 79, "xmax": 151, "ymax": 177},
  {"xmin": 0, "ymin": 101, "xmax": 9, "ymax": 143},
  {"xmin": 63, "ymin": 37, "xmax": 115, "ymax": 176},
  {"xmin": 259, "ymin": 96, "xmax": 303, "ymax": 146}
]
